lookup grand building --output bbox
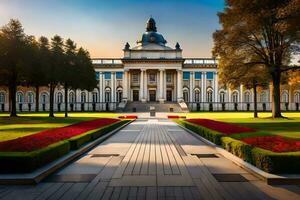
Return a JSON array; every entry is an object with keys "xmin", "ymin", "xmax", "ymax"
[{"xmin": 0, "ymin": 18, "xmax": 299, "ymax": 112}]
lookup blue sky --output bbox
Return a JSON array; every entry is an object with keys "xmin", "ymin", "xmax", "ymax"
[{"xmin": 0, "ymin": 0, "xmax": 224, "ymax": 58}]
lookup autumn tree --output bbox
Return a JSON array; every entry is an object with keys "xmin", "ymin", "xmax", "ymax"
[{"xmin": 213, "ymin": 0, "xmax": 300, "ymax": 118}]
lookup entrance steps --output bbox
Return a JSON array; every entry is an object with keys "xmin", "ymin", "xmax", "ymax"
[{"xmin": 123, "ymin": 102, "xmax": 186, "ymax": 112}]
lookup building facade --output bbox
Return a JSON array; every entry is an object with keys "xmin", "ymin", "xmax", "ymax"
[{"xmin": 0, "ymin": 18, "xmax": 300, "ymax": 112}]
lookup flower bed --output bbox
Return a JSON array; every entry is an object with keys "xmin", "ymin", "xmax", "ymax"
[
  {"xmin": 118, "ymin": 115, "xmax": 138, "ymax": 119},
  {"xmin": 168, "ymin": 115, "xmax": 186, "ymax": 119},
  {"xmin": 241, "ymin": 136, "xmax": 300, "ymax": 153},
  {"xmin": 186, "ymin": 118, "xmax": 255, "ymax": 135},
  {"xmin": 0, "ymin": 118, "xmax": 119, "ymax": 152}
]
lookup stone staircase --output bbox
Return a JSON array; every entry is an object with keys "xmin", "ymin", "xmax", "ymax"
[{"xmin": 123, "ymin": 102, "xmax": 187, "ymax": 113}]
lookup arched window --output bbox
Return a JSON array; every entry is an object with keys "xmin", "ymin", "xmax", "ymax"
[
  {"xmin": 219, "ymin": 91, "xmax": 225, "ymax": 103},
  {"xmin": 69, "ymin": 92, "xmax": 75, "ymax": 103},
  {"xmin": 92, "ymin": 92, "xmax": 98, "ymax": 103},
  {"xmin": 295, "ymin": 92, "xmax": 300, "ymax": 103},
  {"xmin": 0, "ymin": 92, "xmax": 5, "ymax": 103},
  {"xmin": 57, "ymin": 92, "xmax": 63, "ymax": 103},
  {"xmin": 27, "ymin": 92, "xmax": 34, "ymax": 103},
  {"xmin": 244, "ymin": 92, "xmax": 251, "ymax": 103},
  {"xmin": 281, "ymin": 91, "xmax": 288, "ymax": 103},
  {"xmin": 17, "ymin": 92, "xmax": 24, "ymax": 103},
  {"xmin": 105, "ymin": 88, "xmax": 111, "ymax": 102},
  {"xmin": 207, "ymin": 89, "xmax": 213, "ymax": 102},
  {"xmin": 81, "ymin": 92, "xmax": 86, "ymax": 103},
  {"xmin": 194, "ymin": 89, "xmax": 200, "ymax": 102},
  {"xmin": 232, "ymin": 91, "xmax": 238, "ymax": 103},
  {"xmin": 116, "ymin": 89, "xmax": 123, "ymax": 103},
  {"xmin": 183, "ymin": 89, "xmax": 189, "ymax": 102},
  {"xmin": 41, "ymin": 92, "xmax": 48, "ymax": 104},
  {"xmin": 260, "ymin": 92, "xmax": 267, "ymax": 102}
]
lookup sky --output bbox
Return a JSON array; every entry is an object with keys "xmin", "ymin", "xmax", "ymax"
[{"xmin": 0, "ymin": 0, "xmax": 224, "ymax": 58}]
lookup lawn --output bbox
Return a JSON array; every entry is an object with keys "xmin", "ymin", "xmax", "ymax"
[
  {"xmin": 0, "ymin": 112, "xmax": 119, "ymax": 142},
  {"xmin": 184, "ymin": 112, "xmax": 300, "ymax": 140}
]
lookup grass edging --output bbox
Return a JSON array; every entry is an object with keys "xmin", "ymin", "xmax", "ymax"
[{"xmin": 0, "ymin": 119, "xmax": 131, "ymax": 174}]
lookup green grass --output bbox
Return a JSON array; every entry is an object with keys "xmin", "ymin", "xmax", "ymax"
[
  {"xmin": 183, "ymin": 112, "xmax": 300, "ymax": 140},
  {"xmin": 0, "ymin": 112, "xmax": 120, "ymax": 142}
]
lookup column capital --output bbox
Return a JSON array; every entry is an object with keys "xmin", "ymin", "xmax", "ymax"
[
  {"xmin": 159, "ymin": 69, "xmax": 165, "ymax": 72},
  {"xmin": 141, "ymin": 69, "xmax": 147, "ymax": 72},
  {"xmin": 202, "ymin": 71, "xmax": 206, "ymax": 74},
  {"xmin": 124, "ymin": 69, "xmax": 129, "ymax": 72},
  {"xmin": 176, "ymin": 69, "xmax": 182, "ymax": 72}
]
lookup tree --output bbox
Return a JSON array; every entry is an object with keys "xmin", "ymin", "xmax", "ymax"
[
  {"xmin": 0, "ymin": 19, "xmax": 30, "ymax": 117},
  {"xmin": 48, "ymin": 35, "xmax": 64, "ymax": 117},
  {"xmin": 213, "ymin": 0, "xmax": 300, "ymax": 118}
]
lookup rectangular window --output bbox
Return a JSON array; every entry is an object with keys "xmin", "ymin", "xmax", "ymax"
[
  {"xmin": 206, "ymin": 72, "xmax": 214, "ymax": 80},
  {"xmin": 95, "ymin": 72, "xmax": 99, "ymax": 80},
  {"xmin": 149, "ymin": 74, "xmax": 156, "ymax": 82},
  {"xmin": 132, "ymin": 74, "xmax": 139, "ymax": 82},
  {"xmin": 183, "ymin": 72, "xmax": 190, "ymax": 80},
  {"xmin": 104, "ymin": 72, "xmax": 111, "ymax": 80},
  {"xmin": 195, "ymin": 72, "xmax": 201, "ymax": 80},
  {"xmin": 116, "ymin": 72, "xmax": 123, "ymax": 79},
  {"xmin": 166, "ymin": 73, "xmax": 172, "ymax": 83}
]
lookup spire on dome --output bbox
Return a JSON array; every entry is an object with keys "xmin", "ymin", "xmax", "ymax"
[{"xmin": 146, "ymin": 17, "xmax": 157, "ymax": 32}]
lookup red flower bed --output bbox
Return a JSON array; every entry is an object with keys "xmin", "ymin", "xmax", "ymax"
[
  {"xmin": 168, "ymin": 115, "xmax": 186, "ymax": 119},
  {"xmin": 0, "ymin": 118, "xmax": 119, "ymax": 152},
  {"xmin": 186, "ymin": 118, "xmax": 255, "ymax": 135},
  {"xmin": 118, "ymin": 115, "xmax": 138, "ymax": 119},
  {"xmin": 241, "ymin": 136, "xmax": 300, "ymax": 153}
]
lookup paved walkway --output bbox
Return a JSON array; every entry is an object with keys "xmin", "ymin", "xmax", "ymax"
[{"xmin": 1, "ymin": 119, "xmax": 300, "ymax": 200}]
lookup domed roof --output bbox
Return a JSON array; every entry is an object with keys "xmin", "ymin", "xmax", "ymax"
[{"xmin": 137, "ymin": 18, "xmax": 167, "ymax": 46}]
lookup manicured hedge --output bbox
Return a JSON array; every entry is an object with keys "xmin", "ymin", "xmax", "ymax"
[
  {"xmin": 0, "ymin": 141, "xmax": 70, "ymax": 173},
  {"xmin": 221, "ymin": 137, "xmax": 300, "ymax": 173},
  {"xmin": 177, "ymin": 120, "xmax": 223, "ymax": 145},
  {"xmin": 68, "ymin": 120, "xmax": 130, "ymax": 150}
]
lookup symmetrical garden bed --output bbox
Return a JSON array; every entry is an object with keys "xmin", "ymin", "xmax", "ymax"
[
  {"xmin": 176, "ymin": 118, "xmax": 300, "ymax": 174},
  {"xmin": 0, "ymin": 118, "xmax": 131, "ymax": 173}
]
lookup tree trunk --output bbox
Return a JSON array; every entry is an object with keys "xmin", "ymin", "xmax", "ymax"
[
  {"xmin": 9, "ymin": 83, "xmax": 17, "ymax": 117},
  {"xmin": 49, "ymin": 83, "xmax": 55, "ymax": 117},
  {"xmin": 35, "ymin": 86, "xmax": 39, "ymax": 112},
  {"xmin": 253, "ymin": 82, "xmax": 258, "ymax": 118},
  {"xmin": 64, "ymin": 83, "xmax": 68, "ymax": 118},
  {"xmin": 272, "ymin": 73, "xmax": 282, "ymax": 118}
]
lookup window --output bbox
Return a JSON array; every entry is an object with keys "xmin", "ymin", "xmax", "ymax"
[
  {"xmin": 105, "ymin": 89, "xmax": 111, "ymax": 102},
  {"xmin": 183, "ymin": 72, "xmax": 190, "ymax": 80},
  {"xmin": 295, "ymin": 92, "xmax": 300, "ymax": 103},
  {"xmin": 81, "ymin": 92, "xmax": 86, "ymax": 103},
  {"xmin": 281, "ymin": 92, "xmax": 288, "ymax": 103},
  {"xmin": 41, "ymin": 93, "xmax": 48, "ymax": 104},
  {"xmin": 260, "ymin": 92, "xmax": 266, "ymax": 102},
  {"xmin": 244, "ymin": 92, "xmax": 251, "ymax": 103},
  {"xmin": 57, "ymin": 92, "xmax": 63, "ymax": 103},
  {"xmin": 206, "ymin": 72, "xmax": 214, "ymax": 80},
  {"xmin": 27, "ymin": 92, "xmax": 34, "ymax": 103},
  {"xmin": 207, "ymin": 90, "xmax": 213, "ymax": 102},
  {"xmin": 117, "ymin": 90, "xmax": 123, "ymax": 102},
  {"xmin": 166, "ymin": 73, "xmax": 172, "ymax": 83},
  {"xmin": 220, "ymin": 91, "xmax": 225, "ymax": 103},
  {"xmin": 194, "ymin": 89, "xmax": 200, "ymax": 102},
  {"xmin": 116, "ymin": 72, "xmax": 123, "ymax": 79},
  {"xmin": 195, "ymin": 72, "xmax": 201, "ymax": 80},
  {"xmin": 17, "ymin": 92, "xmax": 24, "ymax": 103},
  {"xmin": 0, "ymin": 92, "xmax": 5, "ymax": 103},
  {"xmin": 104, "ymin": 72, "xmax": 111, "ymax": 80},
  {"xmin": 132, "ymin": 73, "xmax": 139, "ymax": 82},
  {"xmin": 95, "ymin": 72, "xmax": 99, "ymax": 80},
  {"xmin": 149, "ymin": 73, "xmax": 156, "ymax": 82},
  {"xmin": 92, "ymin": 92, "xmax": 98, "ymax": 103},
  {"xmin": 232, "ymin": 92, "xmax": 238, "ymax": 103},
  {"xmin": 183, "ymin": 90, "xmax": 189, "ymax": 102},
  {"xmin": 69, "ymin": 92, "xmax": 75, "ymax": 103}
]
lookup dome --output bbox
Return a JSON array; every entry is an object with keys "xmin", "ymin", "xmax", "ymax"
[{"xmin": 137, "ymin": 18, "xmax": 167, "ymax": 46}]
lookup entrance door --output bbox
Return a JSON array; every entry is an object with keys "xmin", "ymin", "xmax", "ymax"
[
  {"xmin": 133, "ymin": 90, "xmax": 139, "ymax": 101},
  {"xmin": 166, "ymin": 90, "xmax": 172, "ymax": 102},
  {"xmin": 149, "ymin": 90, "xmax": 156, "ymax": 102}
]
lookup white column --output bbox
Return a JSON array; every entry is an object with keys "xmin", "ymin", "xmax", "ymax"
[
  {"xmin": 203, "ymin": 72, "xmax": 207, "ymax": 102},
  {"xmin": 128, "ymin": 71, "xmax": 131, "ymax": 101},
  {"xmin": 140, "ymin": 69, "xmax": 144, "ymax": 102},
  {"xmin": 289, "ymin": 85, "xmax": 293, "ymax": 110},
  {"xmin": 173, "ymin": 72, "xmax": 177, "ymax": 101},
  {"xmin": 240, "ymin": 84, "xmax": 243, "ymax": 110},
  {"xmin": 214, "ymin": 72, "xmax": 218, "ymax": 105},
  {"xmin": 144, "ymin": 70, "xmax": 148, "ymax": 101},
  {"xmin": 163, "ymin": 70, "xmax": 167, "ymax": 100},
  {"xmin": 189, "ymin": 72, "xmax": 194, "ymax": 102},
  {"xmin": 99, "ymin": 72, "xmax": 103, "ymax": 103},
  {"xmin": 159, "ymin": 69, "xmax": 164, "ymax": 103},
  {"xmin": 122, "ymin": 70, "xmax": 128, "ymax": 101},
  {"xmin": 111, "ymin": 72, "xmax": 116, "ymax": 103},
  {"xmin": 177, "ymin": 69, "xmax": 183, "ymax": 102}
]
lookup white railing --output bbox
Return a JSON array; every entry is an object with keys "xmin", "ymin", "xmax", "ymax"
[
  {"xmin": 184, "ymin": 58, "xmax": 218, "ymax": 65},
  {"xmin": 92, "ymin": 58, "xmax": 122, "ymax": 65}
]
